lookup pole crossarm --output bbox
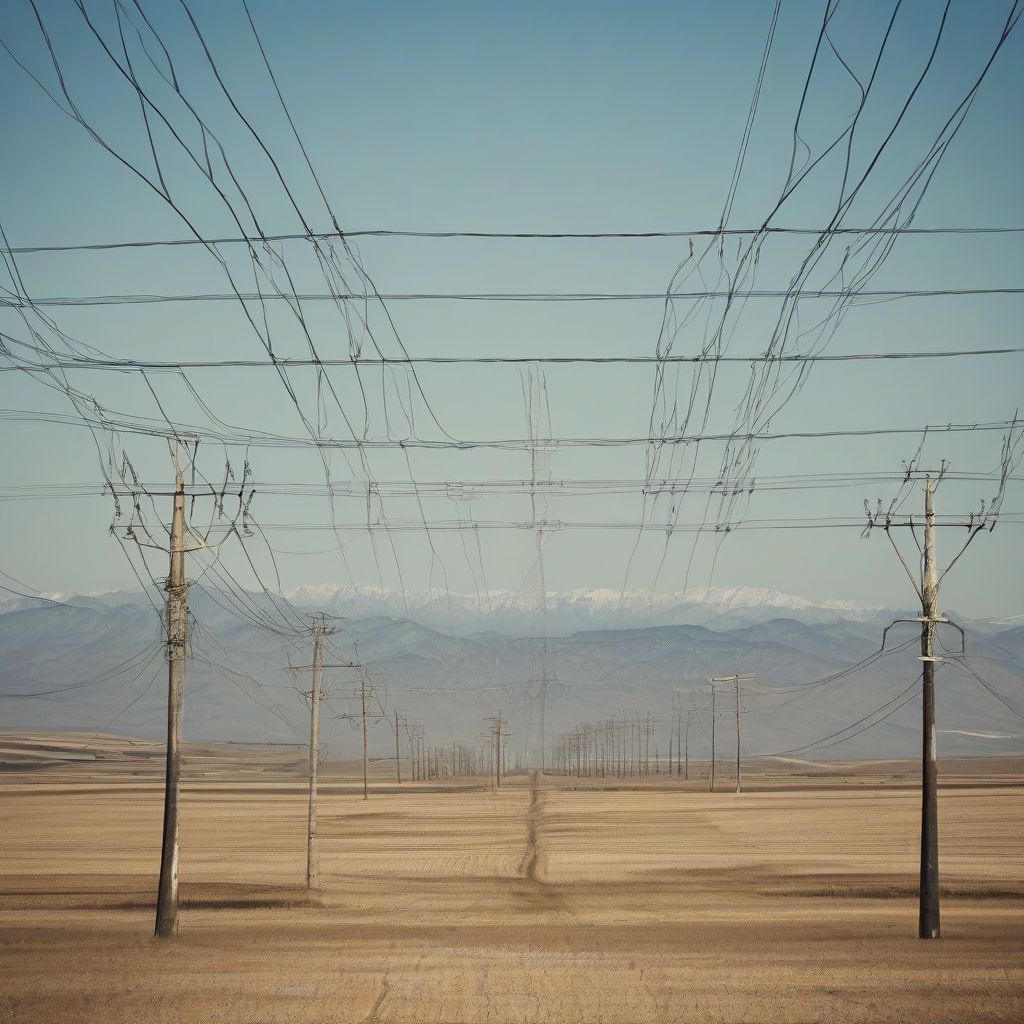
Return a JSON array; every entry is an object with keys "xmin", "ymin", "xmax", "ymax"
[
  {"xmin": 288, "ymin": 662, "xmax": 359, "ymax": 670},
  {"xmin": 881, "ymin": 617, "xmax": 966, "ymax": 657}
]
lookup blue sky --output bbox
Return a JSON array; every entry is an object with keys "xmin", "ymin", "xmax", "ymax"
[{"xmin": 1, "ymin": 0, "xmax": 1022, "ymax": 617}]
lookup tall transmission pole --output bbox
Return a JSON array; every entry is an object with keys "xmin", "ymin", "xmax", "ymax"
[
  {"xmin": 866, "ymin": 437, "xmax": 1020, "ymax": 939},
  {"xmin": 711, "ymin": 674, "xmax": 755, "ymax": 794},
  {"xmin": 155, "ymin": 447, "xmax": 187, "ymax": 939}
]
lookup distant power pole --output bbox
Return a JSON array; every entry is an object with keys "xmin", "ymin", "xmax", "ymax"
[
  {"xmin": 394, "ymin": 709, "xmax": 404, "ymax": 784},
  {"xmin": 684, "ymin": 690, "xmax": 693, "ymax": 780},
  {"xmin": 360, "ymin": 677, "xmax": 369, "ymax": 798},
  {"xmin": 155, "ymin": 449, "xmax": 188, "ymax": 940},
  {"xmin": 484, "ymin": 715, "xmax": 509, "ymax": 788},
  {"xmin": 333, "ymin": 669, "xmax": 386, "ymax": 800},
  {"xmin": 712, "ymin": 674, "xmax": 755, "ymax": 794},
  {"xmin": 710, "ymin": 684, "xmax": 716, "ymax": 793},
  {"xmin": 408, "ymin": 724, "xmax": 423, "ymax": 781},
  {"xmin": 288, "ymin": 616, "xmax": 353, "ymax": 887},
  {"xmin": 663, "ymin": 704, "xmax": 671, "ymax": 774}
]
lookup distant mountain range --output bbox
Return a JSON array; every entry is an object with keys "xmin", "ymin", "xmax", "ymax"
[
  {"xmin": 2, "ymin": 583, "xmax": 1012, "ymax": 635},
  {"xmin": 278, "ymin": 583, "xmax": 895, "ymax": 634},
  {"xmin": 2, "ymin": 585, "xmax": 1023, "ymax": 763}
]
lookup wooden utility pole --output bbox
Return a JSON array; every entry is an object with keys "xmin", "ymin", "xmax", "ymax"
[
  {"xmin": 333, "ymin": 670, "xmax": 384, "ymax": 800},
  {"xmin": 712, "ymin": 674, "xmax": 755, "ymax": 794},
  {"xmin": 409, "ymin": 725, "xmax": 420, "ymax": 781},
  {"xmin": 155, "ymin": 449, "xmax": 187, "ymax": 939},
  {"xmin": 684, "ymin": 690, "xmax": 693, "ymax": 780},
  {"xmin": 288, "ymin": 616, "xmax": 349, "ymax": 888},
  {"xmin": 484, "ymin": 715, "xmax": 509, "ymax": 788},
  {"xmin": 710, "ymin": 684, "xmax": 716, "ymax": 793},
  {"xmin": 304, "ymin": 617, "xmax": 332, "ymax": 889},
  {"xmin": 495, "ymin": 720, "xmax": 502, "ymax": 788},
  {"xmin": 735, "ymin": 679, "xmax": 741, "ymax": 793},
  {"xmin": 919, "ymin": 480, "xmax": 940, "ymax": 939},
  {"xmin": 360, "ymin": 679, "xmax": 368, "ymax": 799},
  {"xmin": 867, "ymin": 449, "xmax": 1016, "ymax": 939},
  {"xmin": 394, "ymin": 709, "xmax": 403, "ymax": 784}
]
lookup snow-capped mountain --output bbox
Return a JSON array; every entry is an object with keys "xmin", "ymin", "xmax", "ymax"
[
  {"xmin": 277, "ymin": 583, "xmax": 890, "ymax": 634},
  {"xmin": 1, "ymin": 582, "xmax": 1012, "ymax": 638}
]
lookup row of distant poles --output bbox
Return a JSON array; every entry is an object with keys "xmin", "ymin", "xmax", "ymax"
[
  {"xmin": 140, "ymin": 440, "xmax": 1000, "ymax": 942},
  {"xmin": 667, "ymin": 680, "xmax": 751, "ymax": 793}
]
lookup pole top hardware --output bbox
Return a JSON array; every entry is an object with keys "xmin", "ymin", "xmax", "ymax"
[{"xmin": 882, "ymin": 617, "xmax": 965, "ymax": 655}]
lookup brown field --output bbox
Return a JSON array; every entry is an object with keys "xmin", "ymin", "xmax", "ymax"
[{"xmin": 1, "ymin": 733, "xmax": 1022, "ymax": 1023}]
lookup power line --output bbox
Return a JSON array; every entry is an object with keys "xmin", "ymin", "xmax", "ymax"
[
  {"xmin": 5, "ymin": 470, "xmax": 1019, "ymax": 502},
  {"xmin": 3, "ymin": 408, "xmax": 1018, "ymax": 449},
  {"xmin": 4, "ymin": 286, "xmax": 1023, "ymax": 307},
  {"xmin": 5, "ymin": 346, "xmax": 1023, "ymax": 372},
  {"xmin": 4, "ymin": 224, "xmax": 1023, "ymax": 253}
]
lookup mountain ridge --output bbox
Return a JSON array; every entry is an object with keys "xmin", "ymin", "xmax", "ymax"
[{"xmin": 3, "ymin": 588, "xmax": 1023, "ymax": 761}]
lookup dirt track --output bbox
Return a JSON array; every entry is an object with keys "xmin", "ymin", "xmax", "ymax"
[{"xmin": 1, "ymin": 741, "xmax": 1022, "ymax": 1023}]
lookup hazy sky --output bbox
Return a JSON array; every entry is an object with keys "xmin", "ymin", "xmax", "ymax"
[{"xmin": 1, "ymin": 0, "xmax": 1022, "ymax": 618}]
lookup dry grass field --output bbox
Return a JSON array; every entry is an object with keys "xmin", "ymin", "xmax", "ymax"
[{"xmin": 1, "ymin": 734, "xmax": 1022, "ymax": 1023}]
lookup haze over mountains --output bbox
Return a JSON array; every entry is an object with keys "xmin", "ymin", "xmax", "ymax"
[{"xmin": 3, "ymin": 585, "xmax": 1023, "ymax": 763}]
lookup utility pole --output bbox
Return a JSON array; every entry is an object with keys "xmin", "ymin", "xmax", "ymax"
[
  {"xmin": 920, "ymin": 479, "xmax": 941, "ymax": 938},
  {"xmin": 711, "ymin": 674, "xmax": 755, "ymax": 794},
  {"xmin": 394, "ymin": 709, "xmax": 403, "ymax": 784},
  {"xmin": 495, "ymin": 718, "xmax": 502, "ymax": 788},
  {"xmin": 668, "ymin": 708, "xmax": 674, "ymax": 780},
  {"xmin": 360, "ymin": 679, "xmax": 368, "ymax": 799},
  {"xmin": 710, "ymin": 683, "xmax": 716, "ymax": 793},
  {"xmin": 876, "ymin": 477, "xmax": 948, "ymax": 938},
  {"xmin": 155, "ymin": 448, "xmax": 187, "ymax": 939},
  {"xmin": 484, "ymin": 715, "xmax": 509, "ymax": 788},
  {"xmin": 302, "ymin": 616, "xmax": 333, "ymax": 890},
  {"xmin": 334, "ymin": 670, "xmax": 386, "ymax": 800},
  {"xmin": 866, "ymin": 442, "xmax": 1019, "ymax": 940},
  {"xmin": 114, "ymin": 438, "xmax": 254, "ymax": 939},
  {"xmin": 288, "ymin": 618, "xmax": 355, "ymax": 887},
  {"xmin": 684, "ymin": 690, "xmax": 693, "ymax": 780},
  {"xmin": 409, "ymin": 724, "xmax": 422, "ymax": 781}
]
